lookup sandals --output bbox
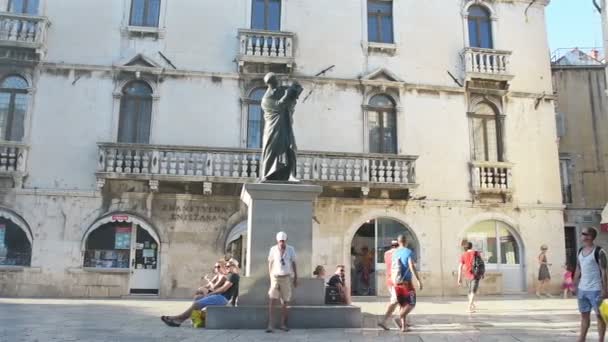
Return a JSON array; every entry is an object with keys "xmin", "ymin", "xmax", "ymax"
[
  {"xmin": 377, "ymin": 322, "xmax": 390, "ymax": 331},
  {"xmin": 161, "ymin": 316, "xmax": 181, "ymax": 327}
]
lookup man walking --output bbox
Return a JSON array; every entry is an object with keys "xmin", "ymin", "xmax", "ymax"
[
  {"xmin": 458, "ymin": 241, "xmax": 482, "ymax": 313},
  {"xmin": 390, "ymin": 234, "xmax": 422, "ymax": 332},
  {"xmin": 575, "ymin": 227, "xmax": 608, "ymax": 342},
  {"xmin": 378, "ymin": 239, "xmax": 400, "ymax": 330},
  {"xmin": 266, "ymin": 231, "xmax": 297, "ymax": 333}
]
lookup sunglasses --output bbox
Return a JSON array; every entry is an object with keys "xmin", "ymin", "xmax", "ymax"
[
  {"xmin": 281, "ymin": 258, "xmax": 285, "ymax": 266},
  {"xmin": 582, "ymin": 232, "xmax": 590, "ymax": 236}
]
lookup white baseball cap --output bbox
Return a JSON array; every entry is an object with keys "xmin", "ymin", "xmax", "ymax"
[{"xmin": 276, "ymin": 231, "xmax": 287, "ymax": 241}]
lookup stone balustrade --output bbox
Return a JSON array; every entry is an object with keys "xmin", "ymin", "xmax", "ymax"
[
  {"xmin": 0, "ymin": 142, "xmax": 28, "ymax": 174},
  {"xmin": 97, "ymin": 143, "xmax": 417, "ymax": 187},
  {"xmin": 0, "ymin": 12, "xmax": 49, "ymax": 51},
  {"xmin": 237, "ymin": 29, "xmax": 295, "ymax": 73},
  {"xmin": 471, "ymin": 161, "xmax": 513, "ymax": 194},
  {"xmin": 463, "ymin": 47, "xmax": 512, "ymax": 79}
]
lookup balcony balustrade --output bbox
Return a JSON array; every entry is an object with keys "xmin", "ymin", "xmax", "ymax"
[{"xmin": 97, "ymin": 143, "xmax": 417, "ymax": 191}]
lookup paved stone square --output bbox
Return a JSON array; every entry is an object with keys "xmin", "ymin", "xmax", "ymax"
[{"xmin": 0, "ymin": 296, "xmax": 594, "ymax": 341}]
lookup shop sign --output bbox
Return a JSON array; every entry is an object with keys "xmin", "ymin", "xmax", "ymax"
[{"xmin": 112, "ymin": 215, "xmax": 130, "ymax": 222}]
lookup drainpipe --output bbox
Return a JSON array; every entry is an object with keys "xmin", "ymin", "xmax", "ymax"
[{"xmin": 438, "ymin": 205, "xmax": 446, "ymax": 297}]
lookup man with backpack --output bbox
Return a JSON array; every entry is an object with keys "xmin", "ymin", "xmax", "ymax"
[
  {"xmin": 574, "ymin": 227, "xmax": 608, "ymax": 342},
  {"xmin": 458, "ymin": 241, "xmax": 484, "ymax": 313}
]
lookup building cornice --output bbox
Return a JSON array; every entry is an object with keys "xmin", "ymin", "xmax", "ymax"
[{"xmin": 40, "ymin": 62, "xmax": 553, "ymax": 100}]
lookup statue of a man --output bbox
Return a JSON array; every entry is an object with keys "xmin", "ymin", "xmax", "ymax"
[{"xmin": 260, "ymin": 72, "xmax": 303, "ymax": 182}]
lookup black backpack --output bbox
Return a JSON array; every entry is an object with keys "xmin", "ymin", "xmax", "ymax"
[
  {"xmin": 578, "ymin": 246, "xmax": 605, "ymax": 267},
  {"xmin": 472, "ymin": 251, "xmax": 485, "ymax": 280}
]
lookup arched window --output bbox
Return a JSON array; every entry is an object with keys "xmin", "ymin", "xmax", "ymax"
[
  {"xmin": 471, "ymin": 102, "xmax": 502, "ymax": 162},
  {"xmin": 367, "ymin": 0, "xmax": 394, "ymax": 43},
  {"xmin": 251, "ymin": 0, "xmax": 281, "ymax": 31},
  {"xmin": 129, "ymin": 0, "xmax": 161, "ymax": 27},
  {"xmin": 468, "ymin": 5, "xmax": 493, "ymax": 49},
  {"xmin": 8, "ymin": 0, "xmax": 39, "ymax": 14},
  {"xmin": 0, "ymin": 76, "xmax": 28, "ymax": 142},
  {"xmin": 351, "ymin": 218, "xmax": 418, "ymax": 296},
  {"xmin": 118, "ymin": 81, "xmax": 153, "ymax": 144},
  {"xmin": 368, "ymin": 94, "xmax": 397, "ymax": 154},
  {"xmin": 463, "ymin": 220, "xmax": 520, "ymax": 266},
  {"xmin": 0, "ymin": 217, "xmax": 31, "ymax": 266},
  {"xmin": 246, "ymin": 88, "xmax": 266, "ymax": 149}
]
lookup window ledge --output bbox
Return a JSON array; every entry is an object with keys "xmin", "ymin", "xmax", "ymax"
[
  {"xmin": 0, "ymin": 265, "xmax": 36, "ymax": 272},
  {"xmin": 367, "ymin": 42, "xmax": 397, "ymax": 55},
  {"xmin": 124, "ymin": 26, "xmax": 165, "ymax": 39},
  {"xmin": 82, "ymin": 267, "xmax": 130, "ymax": 274}
]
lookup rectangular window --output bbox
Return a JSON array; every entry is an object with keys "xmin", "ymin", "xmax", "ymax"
[
  {"xmin": 130, "ymin": 0, "xmax": 161, "ymax": 27},
  {"xmin": 471, "ymin": 116, "xmax": 498, "ymax": 162},
  {"xmin": 251, "ymin": 0, "xmax": 281, "ymax": 31},
  {"xmin": 8, "ymin": 0, "xmax": 39, "ymax": 14},
  {"xmin": 560, "ymin": 159, "xmax": 572, "ymax": 203},
  {"xmin": 556, "ymin": 112, "xmax": 566, "ymax": 137},
  {"xmin": 368, "ymin": 0, "xmax": 393, "ymax": 43}
]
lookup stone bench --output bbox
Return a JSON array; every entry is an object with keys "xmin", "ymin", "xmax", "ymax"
[{"xmin": 205, "ymin": 305, "xmax": 362, "ymax": 329}]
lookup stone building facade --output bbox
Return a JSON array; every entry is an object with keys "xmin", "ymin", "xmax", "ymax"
[
  {"xmin": 0, "ymin": 0, "xmax": 562, "ymax": 298},
  {"xmin": 552, "ymin": 49, "xmax": 608, "ymax": 269}
]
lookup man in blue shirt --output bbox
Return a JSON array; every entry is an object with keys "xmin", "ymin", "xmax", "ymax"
[{"xmin": 387, "ymin": 234, "xmax": 422, "ymax": 332}]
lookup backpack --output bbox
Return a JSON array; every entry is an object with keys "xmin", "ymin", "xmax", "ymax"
[{"xmin": 472, "ymin": 251, "xmax": 485, "ymax": 280}]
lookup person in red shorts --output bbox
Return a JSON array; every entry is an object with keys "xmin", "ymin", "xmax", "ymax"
[
  {"xmin": 378, "ymin": 240, "xmax": 399, "ymax": 329},
  {"xmin": 387, "ymin": 234, "xmax": 423, "ymax": 332}
]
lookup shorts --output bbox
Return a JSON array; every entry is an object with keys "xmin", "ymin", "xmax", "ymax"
[
  {"xmin": 388, "ymin": 286, "xmax": 397, "ymax": 304},
  {"xmin": 394, "ymin": 283, "xmax": 416, "ymax": 307},
  {"xmin": 194, "ymin": 294, "xmax": 228, "ymax": 309},
  {"xmin": 578, "ymin": 290, "xmax": 602, "ymax": 314},
  {"xmin": 466, "ymin": 278, "xmax": 480, "ymax": 294},
  {"xmin": 269, "ymin": 275, "xmax": 292, "ymax": 302}
]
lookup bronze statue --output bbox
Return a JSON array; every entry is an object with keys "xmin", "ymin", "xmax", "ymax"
[{"xmin": 260, "ymin": 73, "xmax": 303, "ymax": 182}]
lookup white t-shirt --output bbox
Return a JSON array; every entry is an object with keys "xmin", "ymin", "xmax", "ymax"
[{"xmin": 268, "ymin": 245, "xmax": 296, "ymax": 277}]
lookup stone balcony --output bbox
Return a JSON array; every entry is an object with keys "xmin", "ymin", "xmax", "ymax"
[
  {"xmin": 236, "ymin": 29, "xmax": 295, "ymax": 74},
  {"xmin": 0, "ymin": 142, "xmax": 28, "ymax": 188},
  {"xmin": 96, "ymin": 143, "xmax": 418, "ymax": 196},
  {"xmin": 462, "ymin": 47, "xmax": 513, "ymax": 83},
  {"xmin": 470, "ymin": 161, "xmax": 513, "ymax": 202},
  {"xmin": 0, "ymin": 12, "xmax": 50, "ymax": 60}
]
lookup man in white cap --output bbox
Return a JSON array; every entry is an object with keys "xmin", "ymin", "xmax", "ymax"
[{"xmin": 266, "ymin": 231, "xmax": 297, "ymax": 333}]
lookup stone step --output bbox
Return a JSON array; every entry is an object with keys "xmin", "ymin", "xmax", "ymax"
[{"xmin": 205, "ymin": 305, "xmax": 362, "ymax": 329}]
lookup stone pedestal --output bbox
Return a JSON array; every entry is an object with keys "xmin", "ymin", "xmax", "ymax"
[
  {"xmin": 206, "ymin": 182, "xmax": 362, "ymax": 329},
  {"xmin": 240, "ymin": 182, "xmax": 322, "ymax": 279}
]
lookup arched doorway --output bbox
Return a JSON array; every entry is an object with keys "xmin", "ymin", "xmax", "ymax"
[
  {"xmin": 225, "ymin": 221, "xmax": 247, "ymax": 271},
  {"xmin": 350, "ymin": 217, "xmax": 418, "ymax": 296},
  {"xmin": 462, "ymin": 220, "xmax": 525, "ymax": 293},
  {"xmin": 82, "ymin": 213, "xmax": 161, "ymax": 295}
]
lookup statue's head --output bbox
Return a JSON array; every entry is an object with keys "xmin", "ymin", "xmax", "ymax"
[{"xmin": 264, "ymin": 72, "xmax": 278, "ymax": 88}]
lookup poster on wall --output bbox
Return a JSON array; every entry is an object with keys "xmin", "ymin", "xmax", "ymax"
[
  {"xmin": 0, "ymin": 224, "xmax": 6, "ymax": 258},
  {"xmin": 114, "ymin": 227, "xmax": 131, "ymax": 250}
]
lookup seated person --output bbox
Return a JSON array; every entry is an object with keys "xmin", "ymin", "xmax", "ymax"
[
  {"xmin": 313, "ymin": 265, "xmax": 326, "ymax": 280},
  {"xmin": 161, "ymin": 260, "xmax": 240, "ymax": 327},
  {"xmin": 195, "ymin": 261, "xmax": 226, "ymax": 300},
  {"xmin": 327, "ymin": 265, "xmax": 351, "ymax": 304}
]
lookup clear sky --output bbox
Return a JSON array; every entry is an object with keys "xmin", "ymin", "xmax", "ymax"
[{"xmin": 546, "ymin": 0, "xmax": 603, "ymax": 53}]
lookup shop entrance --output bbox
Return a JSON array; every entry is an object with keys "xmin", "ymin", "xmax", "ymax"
[
  {"xmin": 350, "ymin": 218, "xmax": 418, "ymax": 296},
  {"xmin": 84, "ymin": 215, "xmax": 160, "ymax": 295},
  {"xmin": 463, "ymin": 220, "xmax": 525, "ymax": 293}
]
